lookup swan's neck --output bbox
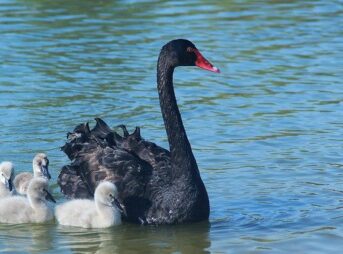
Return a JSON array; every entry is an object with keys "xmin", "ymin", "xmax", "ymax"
[{"xmin": 157, "ymin": 55, "xmax": 198, "ymax": 178}]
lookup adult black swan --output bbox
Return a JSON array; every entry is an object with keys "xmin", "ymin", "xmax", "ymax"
[{"xmin": 58, "ymin": 39, "xmax": 220, "ymax": 225}]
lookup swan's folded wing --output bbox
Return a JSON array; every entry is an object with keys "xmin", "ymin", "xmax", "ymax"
[
  {"xmin": 59, "ymin": 120, "xmax": 153, "ymax": 201},
  {"xmin": 58, "ymin": 165, "xmax": 92, "ymax": 199},
  {"xmin": 86, "ymin": 146, "xmax": 152, "ymax": 199},
  {"xmin": 90, "ymin": 118, "xmax": 172, "ymax": 168},
  {"xmin": 59, "ymin": 145, "xmax": 151, "ymax": 196},
  {"xmin": 59, "ymin": 118, "xmax": 173, "ymax": 223}
]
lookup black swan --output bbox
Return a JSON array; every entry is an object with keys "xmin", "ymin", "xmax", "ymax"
[{"xmin": 58, "ymin": 39, "xmax": 220, "ymax": 224}]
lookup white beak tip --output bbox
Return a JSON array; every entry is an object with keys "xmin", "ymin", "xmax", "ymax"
[{"xmin": 213, "ymin": 66, "xmax": 220, "ymax": 73}]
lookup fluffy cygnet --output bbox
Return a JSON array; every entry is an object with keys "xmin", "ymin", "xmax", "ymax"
[
  {"xmin": 14, "ymin": 153, "xmax": 51, "ymax": 195},
  {"xmin": 55, "ymin": 181, "xmax": 125, "ymax": 228},
  {"xmin": 0, "ymin": 177, "xmax": 56, "ymax": 224},
  {"xmin": 0, "ymin": 161, "xmax": 14, "ymax": 198}
]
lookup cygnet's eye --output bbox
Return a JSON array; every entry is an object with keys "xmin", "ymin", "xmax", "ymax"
[{"xmin": 109, "ymin": 194, "xmax": 114, "ymax": 201}]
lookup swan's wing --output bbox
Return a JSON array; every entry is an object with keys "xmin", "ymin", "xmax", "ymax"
[
  {"xmin": 59, "ymin": 143, "xmax": 151, "ymax": 199},
  {"xmin": 104, "ymin": 120, "xmax": 172, "ymax": 177},
  {"xmin": 59, "ymin": 120, "xmax": 108, "ymax": 198},
  {"xmin": 58, "ymin": 165, "xmax": 91, "ymax": 199},
  {"xmin": 59, "ymin": 118, "xmax": 173, "ymax": 222}
]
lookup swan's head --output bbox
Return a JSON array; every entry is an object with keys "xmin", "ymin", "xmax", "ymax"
[
  {"xmin": 33, "ymin": 153, "xmax": 51, "ymax": 180},
  {"xmin": 94, "ymin": 181, "xmax": 126, "ymax": 214},
  {"xmin": 0, "ymin": 161, "xmax": 14, "ymax": 191},
  {"xmin": 160, "ymin": 39, "xmax": 220, "ymax": 73},
  {"xmin": 27, "ymin": 177, "xmax": 56, "ymax": 203}
]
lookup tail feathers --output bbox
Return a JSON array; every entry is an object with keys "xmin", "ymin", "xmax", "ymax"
[{"xmin": 57, "ymin": 165, "xmax": 93, "ymax": 199}]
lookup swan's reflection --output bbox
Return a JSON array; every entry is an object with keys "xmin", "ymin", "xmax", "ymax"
[{"xmin": 56, "ymin": 221, "xmax": 211, "ymax": 254}]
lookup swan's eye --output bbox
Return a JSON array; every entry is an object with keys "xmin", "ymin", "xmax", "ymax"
[{"xmin": 187, "ymin": 47, "xmax": 195, "ymax": 53}]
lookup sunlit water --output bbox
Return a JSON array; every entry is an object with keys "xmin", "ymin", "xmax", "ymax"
[{"xmin": 0, "ymin": 0, "xmax": 342, "ymax": 253}]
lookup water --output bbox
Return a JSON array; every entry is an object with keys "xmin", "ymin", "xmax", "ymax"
[{"xmin": 0, "ymin": 0, "xmax": 342, "ymax": 253}]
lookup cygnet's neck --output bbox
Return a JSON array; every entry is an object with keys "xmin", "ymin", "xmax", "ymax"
[
  {"xmin": 33, "ymin": 164, "xmax": 43, "ymax": 178},
  {"xmin": 0, "ymin": 183, "xmax": 11, "ymax": 198},
  {"xmin": 95, "ymin": 200, "xmax": 121, "ymax": 225},
  {"xmin": 28, "ymin": 196, "xmax": 52, "ymax": 222},
  {"xmin": 28, "ymin": 196, "xmax": 47, "ymax": 210}
]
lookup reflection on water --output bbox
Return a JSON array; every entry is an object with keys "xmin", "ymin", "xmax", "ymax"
[
  {"xmin": 0, "ymin": 223, "xmax": 54, "ymax": 253},
  {"xmin": 1, "ymin": 0, "xmax": 343, "ymax": 253},
  {"xmin": 0, "ymin": 222, "xmax": 210, "ymax": 253},
  {"xmin": 56, "ymin": 222, "xmax": 210, "ymax": 254}
]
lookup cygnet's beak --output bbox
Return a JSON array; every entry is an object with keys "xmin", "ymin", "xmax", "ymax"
[
  {"xmin": 5, "ymin": 178, "xmax": 13, "ymax": 191},
  {"xmin": 113, "ymin": 198, "xmax": 127, "ymax": 216},
  {"xmin": 44, "ymin": 189, "xmax": 56, "ymax": 203},
  {"xmin": 7, "ymin": 178, "xmax": 13, "ymax": 191},
  {"xmin": 41, "ymin": 165, "xmax": 51, "ymax": 180}
]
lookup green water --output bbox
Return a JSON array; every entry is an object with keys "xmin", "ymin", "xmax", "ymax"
[{"xmin": 0, "ymin": 0, "xmax": 342, "ymax": 253}]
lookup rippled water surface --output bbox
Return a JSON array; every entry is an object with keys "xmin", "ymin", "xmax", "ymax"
[{"xmin": 0, "ymin": 0, "xmax": 343, "ymax": 253}]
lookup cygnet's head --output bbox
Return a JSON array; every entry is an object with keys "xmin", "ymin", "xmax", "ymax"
[
  {"xmin": 0, "ymin": 161, "xmax": 14, "ymax": 191},
  {"xmin": 33, "ymin": 153, "xmax": 51, "ymax": 180},
  {"xmin": 94, "ymin": 181, "xmax": 125, "ymax": 214},
  {"xmin": 27, "ymin": 178, "xmax": 56, "ymax": 203}
]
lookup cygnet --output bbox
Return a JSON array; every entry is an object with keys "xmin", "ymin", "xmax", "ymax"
[
  {"xmin": 0, "ymin": 161, "xmax": 14, "ymax": 198},
  {"xmin": 55, "ymin": 181, "xmax": 125, "ymax": 228},
  {"xmin": 0, "ymin": 177, "xmax": 55, "ymax": 224},
  {"xmin": 14, "ymin": 153, "xmax": 51, "ymax": 195}
]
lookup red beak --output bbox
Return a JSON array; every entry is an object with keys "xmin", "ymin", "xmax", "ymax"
[{"xmin": 194, "ymin": 49, "xmax": 220, "ymax": 73}]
